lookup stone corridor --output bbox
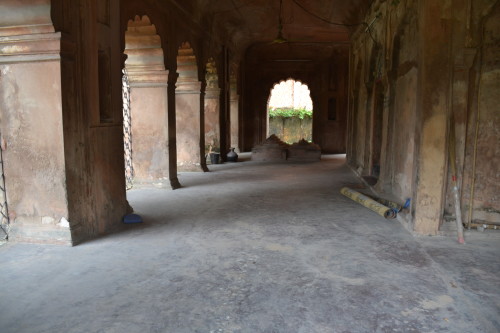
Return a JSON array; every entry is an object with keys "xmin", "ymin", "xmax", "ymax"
[{"xmin": 1, "ymin": 156, "xmax": 498, "ymax": 333}]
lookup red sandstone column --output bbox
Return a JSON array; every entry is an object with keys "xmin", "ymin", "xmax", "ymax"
[
  {"xmin": 204, "ymin": 70, "xmax": 221, "ymax": 158},
  {"xmin": 127, "ymin": 70, "xmax": 169, "ymax": 185},
  {"xmin": 176, "ymin": 44, "xmax": 205, "ymax": 171},
  {"xmin": 230, "ymin": 75, "xmax": 240, "ymax": 152},
  {"xmin": 124, "ymin": 16, "xmax": 170, "ymax": 186},
  {"xmin": 176, "ymin": 81, "xmax": 204, "ymax": 171},
  {"xmin": 0, "ymin": 1, "xmax": 71, "ymax": 244}
]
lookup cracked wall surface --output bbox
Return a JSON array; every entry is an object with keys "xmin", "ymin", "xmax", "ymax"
[{"xmin": 348, "ymin": 0, "xmax": 500, "ymax": 234}]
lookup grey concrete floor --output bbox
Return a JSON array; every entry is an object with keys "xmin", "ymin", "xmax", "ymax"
[{"xmin": 1, "ymin": 155, "xmax": 499, "ymax": 333}]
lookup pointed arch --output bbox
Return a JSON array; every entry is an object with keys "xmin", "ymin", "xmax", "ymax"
[
  {"xmin": 124, "ymin": 15, "xmax": 165, "ymax": 72},
  {"xmin": 175, "ymin": 41, "xmax": 206, "ymax": 171},
  {"xmin": 123, "ymin": 14, "xmax": 170, "ymax": 187},
  {"xmin": 177, "ymin": 42, "xmax": 199, "ymax": 86}
]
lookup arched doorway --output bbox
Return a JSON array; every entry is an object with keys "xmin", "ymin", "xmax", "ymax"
[
  {"xmin": 204, "ymin": 58, "xmax": 220, "ymax": 158},
  {"xmin": 176, "ymin": 42, "xmax": 206, "ymax": 171},
  {"xmin": 267, "ymin": 79, "xmax": 313, "ymax": 144},
  {"xmin": 123, "ymin": 15, "xmax": 169, "ymax": 188},
  {"xmin": 229, "ymin": 68, "xmax": 240, "ymax": 153}
]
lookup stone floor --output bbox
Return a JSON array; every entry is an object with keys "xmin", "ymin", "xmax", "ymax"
[{"xmin": 1, "ymin": 155, "xmax": 499, "ymax": 333}]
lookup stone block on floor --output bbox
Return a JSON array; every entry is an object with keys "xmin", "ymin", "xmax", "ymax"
[
  {"xmin": 251, "ymin": 134, "xmax": 289, "ymax": 162},
  {"xmin": 288, "ymin": 139, "xmax": 321, "ymax": 162}
]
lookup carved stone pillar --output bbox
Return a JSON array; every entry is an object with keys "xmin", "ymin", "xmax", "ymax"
[
  {"xmin": 229, "ymin": 75, "xmax": 240, "ymax": 153},
  {"xmin": 205, "ymin": 65, "xmax": 221, "ymax": 156},
  {"xmin": 125, "ymin": 16, "xmax": 170, "ymax": 186},
  {"xmin": 176, "ymin": 43, "xmax": 205, "ymax": 171},
  {"xmin": 0, "ymin": 1, "xmax": 71, "ymax": 244}
]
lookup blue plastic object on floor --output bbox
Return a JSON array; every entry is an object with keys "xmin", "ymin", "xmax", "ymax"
[
  {"xmin": 123, "ymin": 214, "xmax": 143, "ymax": 224},
  {"xmin": 403, "ymin": 198, "xmax": 411, "ymax": 209}
]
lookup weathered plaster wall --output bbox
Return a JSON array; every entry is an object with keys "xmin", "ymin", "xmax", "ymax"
[
  {"xmin": 0, "ymin": 0, "xmax": 71, "ymax": 244},
  {"xmin": 470, "ymin": 3, "xmax": 500, "ymax": 222},
  {"xmin": 348, "ymin": 1, "xmax": 446, "ymax": 233},
  {"xmin": 269, "ymin": 117, "xmax": 312, "ymax": 144},
  {"xmin": 0, "ymin": 59, "xmax": 71, "ymax": 243},
  {"xmin": 349, "ymin": 0, "xmax": 453, "ymax": 234},
  {"xmin": 129, "ymin": 86, "xmax": 169, "ymax": 183},
  {"xmin": 391, "ymin": 69, "xmax": 417, "ymax": 200},
  {"xmin": 353, "ymin": 78, "xmax": 367, "ymax": 168},
  {"xmin": 0, "ymin": 0, "xmax": 54, "ymax": 35},
  {"xmin": 349, "ymin": 0, "xmax": 500, "ymax": 234},
  {"xmin": 176, "ymin": 87, "xmax": 204, "ymax": 170},
  {"xmin": 348, "ymin": 0, "xmax": 419, "ymax": 201},
  {"xmin": 457, "ymin": 1, "xmax": 500, "ymax": 226}
]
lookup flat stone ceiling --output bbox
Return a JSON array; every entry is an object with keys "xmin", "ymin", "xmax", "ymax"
[{"xmin": 166, "ymin": 0, "xmax": 374, "ymax": 54}]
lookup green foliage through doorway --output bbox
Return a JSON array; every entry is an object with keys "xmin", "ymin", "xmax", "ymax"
[{"xmin": 268, "ymin": 108, "xmax": 312, "ymax": 119}]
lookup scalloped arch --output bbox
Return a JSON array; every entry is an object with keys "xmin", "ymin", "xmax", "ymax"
[
  {"xmin": 177, "ymin": 41, "xmax": 199, "ymax": 81},
  {"xmin": 124, "ymin": 15, "xmax": 165, "ymax": 69},
  {"xmin": 267, "ymin": 79, "xmax": 313, "ymax": 111}
]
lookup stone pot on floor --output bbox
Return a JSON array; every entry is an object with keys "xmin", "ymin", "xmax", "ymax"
[{"xmin": 227, "ymin": 148, "xmax": 238, "ymax": 162}]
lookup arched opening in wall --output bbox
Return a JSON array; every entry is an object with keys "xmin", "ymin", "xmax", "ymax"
[
  {"xmin": 204, "ymin": 58, "xmax": 220, "ymax": 159},
  {"xmin": 464, "ymin": 3, "xmax": 500, "ymax": 227},
  {"xmin": 267, "ymin": 79, "xmax": 313, "ymax": 144},
  {"xmin": 176, "ymin": 42, "xmax": 205, "ymax": 171},
  {"xmin": 388, "ymin": 36, "xmax": 400, "ymax": 170},
  {"xmin": 371, "ymin": 83, "xmax": 384, "ymax": 178},
  {"xmin": 348, "ymin": 59, "xmax": 363, "ymax": 166},
  {"xmin": 366, "ymin": 47, "xmax": 384, "ymax": 179},
  {"xmin": 384, "ymin": 24, "xmax": 418, "ymax": 202},
  {"xmin": 229, "ymin": 68, "xmax": 240, "ymax": 153},
  {"xmin": 123, "ymin": 15, "xmax": 169, "ymax": 188}
]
